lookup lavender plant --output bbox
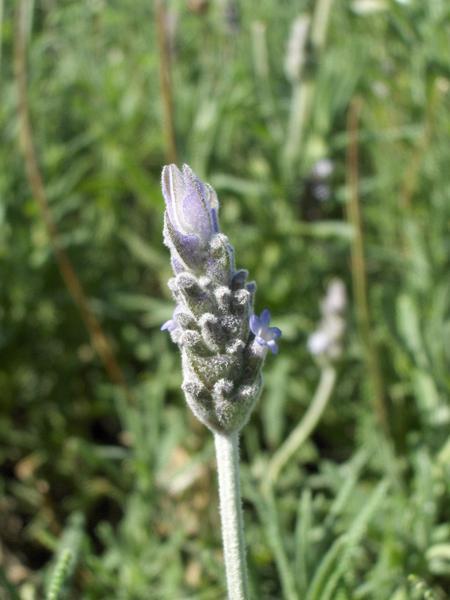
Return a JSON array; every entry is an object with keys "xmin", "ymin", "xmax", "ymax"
[
  {"xmin": 308, "ymin": 278, "xmax": 346, "ymax": 363},
  {"xmin": 266, "ymin": 279, "xmax": 346, "ymax": 489},
  {"xmin": 161, "ymin": 164, "xmax": 281, "ymax": 599}
]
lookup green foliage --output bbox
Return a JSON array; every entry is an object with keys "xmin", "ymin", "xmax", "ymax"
[
  {"xmin": 1, "ymin": 0, "xmax": 449, "ymax": 598},
  {"xmin": 46, "ymin": 513, "xmax": 84, "ymax": 600}
]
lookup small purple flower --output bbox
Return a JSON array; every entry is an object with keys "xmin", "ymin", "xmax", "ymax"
[
  {"xmin": 161, "ymin": 318, "xmax": 177, "ymax": 332},
  {"xmin": 161, "ymin": 302, "xmax": 184, "ymax": 335},
  {"xmin": 249, "ymin": 309, "xmax": 282, "ymax": 354},
  {"xmin": 161, "ymin": 304, "xmax": 185, "ymax": 333}
]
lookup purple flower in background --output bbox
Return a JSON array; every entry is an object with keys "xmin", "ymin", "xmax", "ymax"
[{"xmin": 250, "ymin": 309, "xmax": 282, "ymax": 354}]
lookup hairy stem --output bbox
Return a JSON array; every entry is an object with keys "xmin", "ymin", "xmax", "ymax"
[
  {"xmin": 214, "ymin": 432, "xmax": 249, "ymax": 600},
  {"xmin": 265, "ymin": 366, "xmax": 336, "ymax": 491}
]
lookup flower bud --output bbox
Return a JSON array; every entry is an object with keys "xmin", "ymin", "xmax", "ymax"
[{"xmin": 162, "ymin": 164, "xmax": 219, "ymax": 246}]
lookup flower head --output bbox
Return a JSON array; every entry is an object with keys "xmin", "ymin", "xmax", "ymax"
[
  {"xmin": 161, "ymin": 164, "xmax": 281, "ymax": 433},
  {"xmin": 250, "ymin": 309, "xmax": 282, "ymax": 354}
]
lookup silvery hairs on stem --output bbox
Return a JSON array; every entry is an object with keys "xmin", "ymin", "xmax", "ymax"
[
  {"xmin": 161, "ymin": 164, "xmax": 281, "ymax": 434},
  {"xmin": 308, "ymin": 278, "xmax": 346, "ymax": 363}
]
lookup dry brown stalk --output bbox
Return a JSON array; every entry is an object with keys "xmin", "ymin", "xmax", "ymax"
[
  {"xmin": 14, "ymin": 0, "xmax": 131, "ymax": 402},
  {"xmin": 346, "ymin": 98, "xmax": 389, "ymax": 437},
  {"xmin": 155, "ymin": 0, "xmax": 177, "ymax": 164}
]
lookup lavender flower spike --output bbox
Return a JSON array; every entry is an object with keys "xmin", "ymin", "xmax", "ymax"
[{"xmin": 161, "ymin": 164, "xmax": 281, "ymax": 434}]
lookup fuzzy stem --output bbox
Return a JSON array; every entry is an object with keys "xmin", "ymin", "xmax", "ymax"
[
  {"xmin": 214, "ymin": 431, "xmax": 249, "ymax": 600},
  {"xmin": 265, "ymin": 366, "xmax": 336, "ymax": 491}
]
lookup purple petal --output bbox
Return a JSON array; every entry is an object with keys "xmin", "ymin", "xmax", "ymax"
[
  {"xmin": 231, "ymin": 270, "xmax": 248, "ymax": 289},
  {"xmin": 262, "ymin": 329, "xmax": 278, "ymax": 342},
  {"xmin": 161, "ymin": 319, "xmax": 175, "ymax": 332},
  {"xmin": 255, "ymin": 335, "xmax": 266, "ymax": 346},
  {"xmin": 210, "ymin": 208, "xmax": 219, "ymax": 233},
  {"xmin": 267, "ymin": 340, "xmax": 278, "ymax": 354},
  {"xmin": 269, "ymin": 327, "xmax": 282, "ymax": 339},
  {"xmin": 249, "ymin": 314, "xmax": 260, "ymax": 334},
  {"xmin": 260, "ymin": 309, "xmax": 271, "ymax": 326},
  {"xmin": 181, "ymin": 165, "xmax": 215, "ymax": 241},
  {"xmin": 182, "ymin": 164, "xmax": 206, "ymax": 191},
  {"xmin": 181, "ymin": 189, "xmax": 212, "ymax": 240},
  {"xmin": 171, "ymin": 255, "xmax": 185, "ymax": 274},
  {"xmin": 164, "ymin": 213, "xmax": 201, "ymax": 267}
]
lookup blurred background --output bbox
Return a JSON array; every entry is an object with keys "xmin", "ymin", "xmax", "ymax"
[{"xmin": 1, "ymin": 0, "xmax": 449, "ymax": 598}]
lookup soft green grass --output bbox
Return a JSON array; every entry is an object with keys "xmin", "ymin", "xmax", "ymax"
[{"xmin": 0, "ymin": 0, "xmax": 449, "ymax": 598}]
